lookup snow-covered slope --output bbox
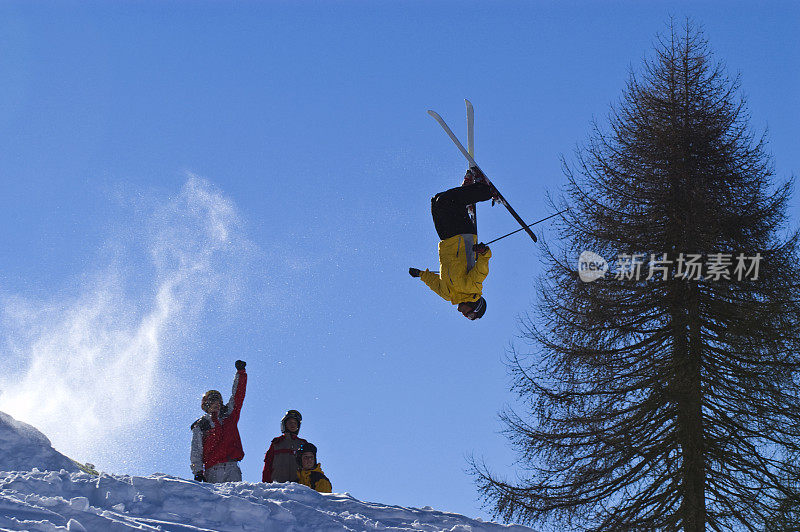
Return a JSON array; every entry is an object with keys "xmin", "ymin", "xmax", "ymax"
[
  {"xmin": 0, "ymin": 412, "xmax": 532, "ymax": 531},
  {"xmin": 0, "ymin": 471, "xmax": 532, "ymax": 531},
  {"xmin": 0, "ymin": 412, "xmax": 79, "ymax": 474}
]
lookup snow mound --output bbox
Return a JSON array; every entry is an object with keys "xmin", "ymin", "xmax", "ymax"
[
  {"xmin": 0, "ymin": 411, "xmax": 532, "ymax": 531},
  {"xmin": 0, "ymin": 412, "xmax": 80, "ymax": 474},
  {"xmin": 0, "ymin": 471, "xmax": 532, "ymax": 531}
]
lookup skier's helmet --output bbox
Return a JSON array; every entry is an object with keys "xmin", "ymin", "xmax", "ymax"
[
  {"xmin": 470, "ymin": 297, "xmax": 487, "ymax": 319},
  {"xmin": 201, "ymin": 390, "xmax": 223, "ymax": 412},
  {"xmin": 295, "ymin": 442, "xmax": 318, "ymax": 468},
  {"xmin": 281, "ymin": 409, "xmax": 302, "ymax": 433}
]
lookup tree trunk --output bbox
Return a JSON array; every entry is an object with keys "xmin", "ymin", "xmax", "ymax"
[{"xmin": 675, "ymin": 283, "xmax": 706, "ymax": 531}]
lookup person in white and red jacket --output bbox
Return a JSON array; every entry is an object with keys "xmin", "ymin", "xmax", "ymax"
[{"xmin": 190, "ymin": 360, "xmax": 247, "ymax": 483}]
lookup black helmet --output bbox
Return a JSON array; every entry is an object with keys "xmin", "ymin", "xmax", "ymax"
[
  {"xmin": 470, "ymin": 297, "xmax": 487, "ymax": 319},
  {"xmin": 295, "ymin": 442, "xmax": 318, "ymax": 468},
  {"xmin": 281, "ymin": 410, "xmax": 302, "ymax": 433}
]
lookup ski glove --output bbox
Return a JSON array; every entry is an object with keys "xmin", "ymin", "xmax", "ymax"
[
  {"xmin": 194, "ymin": 472, "xmax": 205, "ymax": 482},
  {"xmin": 473, "ymin": 243, "xmax": 489, "ymax": 255},
  {"xmin": 409, "ymin": 268, "xmax": 421, "ymax": 278},
  {"xmin": 235, "ymin": 360, "xmax": 246, "ymax": 371}
]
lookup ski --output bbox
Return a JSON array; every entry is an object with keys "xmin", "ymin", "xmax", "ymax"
[
  {"xmin": 465, "ymin": 100, "xmax": 477, "ymax": 230},
  {"xmin": 466, "ymin": 99, "xmax": 475, "ymax": 162},
  {"xmin": 427, "ymin": 109, "xmax": 538, "ymax": 243},
  {"xmin": 465, "ymin": 100, "xmax": 477, "ymax": 264}
]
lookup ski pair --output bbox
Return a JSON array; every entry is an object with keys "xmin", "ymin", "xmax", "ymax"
[{"xmin": 428, "ymin": 105, "xmax": 537, "ymax": 243}]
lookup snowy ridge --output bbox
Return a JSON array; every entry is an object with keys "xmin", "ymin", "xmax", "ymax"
[
  {"xmin": 0, "ymin": 412, "xmax": 79, "ymax": 475},
  {"xmin": 0, "ymin": 471, "xmax": 531, "ymax": 531},
  {"xmin": 0, "ymin": 412, "xmax": 532, "ymax": 531}
]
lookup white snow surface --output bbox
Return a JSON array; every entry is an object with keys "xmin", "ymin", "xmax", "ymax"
[
  {"xmin": 0, "ymin": 412, "xmax": 79, "ymax": 475},
  {"xmin": 0, "ymin": 412, "xmax": 532, "ymax": 531}
]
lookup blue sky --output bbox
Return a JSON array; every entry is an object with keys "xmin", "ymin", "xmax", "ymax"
[{"xmin": 0, "ymin": 0, "xmax": 798, "ymax": 524}]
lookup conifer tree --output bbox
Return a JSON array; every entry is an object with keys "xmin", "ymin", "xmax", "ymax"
[{"xmin": 474, "ymin": 20, "xmax": 800, "ymax": 531}]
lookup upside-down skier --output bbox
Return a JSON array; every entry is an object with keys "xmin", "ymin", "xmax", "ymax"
[{"xmin": 409, "ymin": 167, "xmax": 498, "ymax": 320}]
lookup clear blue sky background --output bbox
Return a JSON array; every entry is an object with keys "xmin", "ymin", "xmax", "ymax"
[{"xmin": 0, "ymin": 1, "xmax": 798, "ymax": 525}]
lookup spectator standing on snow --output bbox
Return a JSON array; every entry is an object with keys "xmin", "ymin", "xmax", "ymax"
[
  {"xmin": 190, "ymin": 360, "xmax": 247, "ymax": 483},
  {"xmin": 262, "ymin": 409, "xmax": 307, "ymax": 483},
  {"xmin": 295, "ymin": 442, "xmax": 332, "ymax": 493}
]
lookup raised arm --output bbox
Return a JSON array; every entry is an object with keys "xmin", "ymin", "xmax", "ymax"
[{"xmin": 225, "ymin": 360, "xmax": 247, "ymax": 423}]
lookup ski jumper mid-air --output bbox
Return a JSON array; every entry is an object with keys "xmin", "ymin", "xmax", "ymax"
[
  {"xmin": 414, "ymin": 102, "xmax": 539, "ymax": 320},
  {"xmin": 409, "ymin": 168, "xmax": 498, "ymax": 320}
]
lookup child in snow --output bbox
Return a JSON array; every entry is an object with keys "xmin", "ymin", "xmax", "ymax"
[
  {"xmin": 190, "ymin": 360, "xmax": 247, "ymax": 483},
  {"xmin": 295, "ymin": 442, "xmax": 332, "ymax": 493},
  {"xmin": 409, "ymin": 168, "xmax": 497, "ymax": 320},
  {"xmin": 262, "ymin": 409, "xmax": 307, "ymax": 483}
]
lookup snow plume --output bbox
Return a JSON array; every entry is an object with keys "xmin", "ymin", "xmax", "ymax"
[{"xmin": 0, "ymin": 176, "xmax": 253, "ymax": 467}]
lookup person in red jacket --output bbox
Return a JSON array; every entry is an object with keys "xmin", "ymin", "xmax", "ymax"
[
  {"xmin": 190, "ymin": 360, "xmax": 247, "ymax": 483},
  {"xmin": 262, "ymin": 410, "xmax": 307, "ymax": 483}
]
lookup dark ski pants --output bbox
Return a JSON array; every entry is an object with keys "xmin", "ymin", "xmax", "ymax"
[{"xmin": 431, "ymin": 183, "xmax": 493, "ymax": 240}]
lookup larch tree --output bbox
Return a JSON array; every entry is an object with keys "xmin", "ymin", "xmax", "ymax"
[{"xmin": 474, "ymin": 20, "xmax": 800, "ymax": 532}]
